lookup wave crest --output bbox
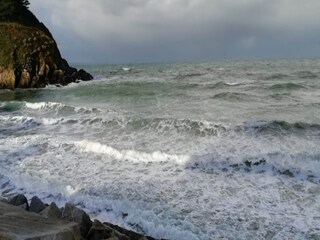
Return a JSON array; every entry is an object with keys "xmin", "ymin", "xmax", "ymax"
[{"xmin": 74, "ymin": 140, "xmax": 190, "ymax": 164}]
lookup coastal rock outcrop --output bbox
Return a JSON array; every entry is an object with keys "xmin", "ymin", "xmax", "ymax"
[
  {"xmin": 2, "ymin": 193, "xmax": 158, "ymax": 240},
  {"xmin": 62, "ymin": 203, "xmax": 93, "ymax": 238},
  {"xmin": 0, "ymin": 1, "xmax": 93, "ymax": 89}
]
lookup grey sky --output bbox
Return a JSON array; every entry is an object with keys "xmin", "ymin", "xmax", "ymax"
[{"xmin": 30, "ymin": 0, "xmax": 320, "ymax": 64}]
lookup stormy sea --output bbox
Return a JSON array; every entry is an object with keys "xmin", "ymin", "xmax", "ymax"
[{"xmin": 0, "ymin": 59, "xmax": 319, "ymax": 239}]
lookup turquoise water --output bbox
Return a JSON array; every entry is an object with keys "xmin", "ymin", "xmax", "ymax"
[{"xmin": 0, "ymin": 59, "xmax": 320, "ymax": 239}]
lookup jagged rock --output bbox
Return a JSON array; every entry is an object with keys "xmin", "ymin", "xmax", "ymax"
[
  {"xmin": 29, "ymin": 196, "xmax": 46, "ymax": 213},
  {"xmin": 40, "ymin": 202, "xmax": 62, "ymax": 219},
  {"xmin": 0, "ymin": 202, "xmax": 80, "ymax": 240},
  {"xmin": 104, "ymin": 222, "xmax": 156, "ymax": 240},
  {"xmin": 8, "ymin": 194, "xmax": 29, "ymax": 210},
  {"xmin": 62, "ymin": 203, "xmax": 92, "ymax": 238},
  {"xmin": 87, "ymin": 219, "xmax": 130, "ymax": 240},
  {"xmin": 76, "ymin": 69, "xmax": 94, "ymax": 81}
]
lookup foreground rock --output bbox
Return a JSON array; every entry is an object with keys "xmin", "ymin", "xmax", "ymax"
[
  {"xmin": 1, "ymin": 194, "xmax": 159, "ymax": 240},
  {"xmin": 0, "ymin": 201, "xmax": 80, "ymax": 240},
  {"xmin": 62, "ymin": 203, "xmax": 92, "ymax": 238},
  {"xmin": 0, "ymin": 3, "xmax": 93, "ymax": 89}
]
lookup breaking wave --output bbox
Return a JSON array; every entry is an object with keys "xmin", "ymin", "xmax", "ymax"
[{"xmin": 74, "ymin": 140, "xmax": 190, "ymax": 164}]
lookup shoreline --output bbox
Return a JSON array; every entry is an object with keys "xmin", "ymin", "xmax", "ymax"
[{"xmin": 0, "ymin": 193, "xmax": 158, "ymax": 240}]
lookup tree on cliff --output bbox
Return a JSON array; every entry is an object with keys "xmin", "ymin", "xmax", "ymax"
[
  {"xmin": 20, "ymin": 0, "xmax": 30, "ymax": 8},
  {"xmin": 0, "ymin": 0, "xmax": 30, "ymax": 20}
]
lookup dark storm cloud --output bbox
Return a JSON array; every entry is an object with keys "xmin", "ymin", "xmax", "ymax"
[{"xmin": 30, "ymin": 0, "xmax": 320, "ymax": 64}]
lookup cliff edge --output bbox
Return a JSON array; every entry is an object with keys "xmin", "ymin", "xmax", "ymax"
[{"xmin": 0, "ymin": 0, "xmax": 93, "ymax": 89}]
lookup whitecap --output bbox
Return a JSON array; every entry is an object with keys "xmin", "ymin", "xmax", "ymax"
[
  {"xmin": 24, "ymin": 101, "xmax": 65, "ymax": 110},
  {"xmin": 73, "ymin": 140, "xmax": 190, "ymax": 164}
]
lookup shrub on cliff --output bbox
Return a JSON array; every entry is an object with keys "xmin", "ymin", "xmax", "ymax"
[{"xmin": 0, "ymin": 0, "xmax": 30, "ymax": 20}]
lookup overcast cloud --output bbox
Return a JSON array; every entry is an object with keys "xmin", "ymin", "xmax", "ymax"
[{"xmin": 30, "ymin": 0, "xmax": 320, "ymax": 64}]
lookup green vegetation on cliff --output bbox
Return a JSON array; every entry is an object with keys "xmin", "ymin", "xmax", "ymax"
[
  {"xmin": 0, "ymin": 23, "xmax": 64, "ymax": 89},
  {"xmin": 0, "ymin": 0, "xmax": 93, "ymax": 89}
]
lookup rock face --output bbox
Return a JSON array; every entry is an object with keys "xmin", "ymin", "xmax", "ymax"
[{"xmin": 0, "ymin": 4, "xmax": 93, "ymax": 89}]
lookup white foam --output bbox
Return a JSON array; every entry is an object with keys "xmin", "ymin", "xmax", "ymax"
[
  {"xmin": 0, "ymin": 115, "xmax": 34, "ymax": 123},
  {"xmin": 74, "ymin": 140, "xmax": 190, "ymax": 164},
  {"xmin": 25, "ymin": 101, "xmax": 65, "ymax": 110},
  {"xmin": 1, "ymin": 132, "xmax": 320, "ymax": 240},
  {"xmin": 0, "ymin": 115, "xmax": 62, "ymax": 126},
  {"xmin": 41, "ymin": 117, "xmax": 62, "ymax": 125},
  {"xmin": 225, "ymin": 82, "xmax": 241, "ymax": 86}
]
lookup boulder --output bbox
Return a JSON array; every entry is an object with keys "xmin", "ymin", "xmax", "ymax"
[
  {"xmin": 40, "ymin": 202, "xmax": 62, "ymax": 219},
  {"xmin": 76, "ymin": 69, "xmax": 94, "ymax": 81},
  {"xmin": 8, "ymin": 194, "xmax": 28, "ymax": 210},
  {"xmin": 62, "ymin": 203, "xmax": 92, "ymax": 238},
  {"xmin": 29, "ymin": 196, "xmax": 46, "ymax": 213},
  {"xmin": 87, "ymin": 219, "xmax": 129, "ymax": 240},
  {"xmin": 104, "ymin": 222, "xmax": 156, "ymax": 240},
  {"xmin": 0, "ymin": 202, "xmax": 80, "ymax": 240}
]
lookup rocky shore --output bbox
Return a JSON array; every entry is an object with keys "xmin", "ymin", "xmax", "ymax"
[
  {"xmin": 0, "ymin": 1, "xmax": 93, "ymax": 89},
  {"xmin": 0, "ymin": 194, "xmax": 158, "ymax": 240}
]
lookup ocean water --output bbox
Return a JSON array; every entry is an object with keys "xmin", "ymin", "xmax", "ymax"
[{"xmin": 0, "ymin": 59, "xmax": 320, "ymax": 239}]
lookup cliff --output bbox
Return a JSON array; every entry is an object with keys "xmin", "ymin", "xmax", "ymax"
[{"xmin": 0, "ymin": 1, "xmax": 93, "ymax": 89}]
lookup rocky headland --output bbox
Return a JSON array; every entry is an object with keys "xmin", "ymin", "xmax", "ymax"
[
  {"xmin": 0, "ymin": 0, "xmax": 93, "ymax": 89},
  {"xmin": 0, "ymin": 2, "xmax": 158, "ymax": 240},
  {"xmin": 0, "ymin": 194, "xmax": 157, "ymax": 240}
]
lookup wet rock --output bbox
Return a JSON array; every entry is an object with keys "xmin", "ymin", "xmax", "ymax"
[
  {"xmin": 8, "ymin": 194, "xmax": 29, "ymax": 210},
  {"xmin": 62, "ymin": 203, "xmax": 92, "ymax": 238},
  {"xmin": 104, "ymin": 222, "xmax": 156, "ymax": 240},
  {"xmin": 29, "ymin": 196, "xmax": 46, "ymax": 213},
  {"xmin": 75, "ymin": 69, "xmax": 94, "ymax": 81},
  {"xmin": 40, "ymin": 202, "xmax": 62, "ymax": 219},
  {"xmin": 280, "ymin": 169, "xmax": 294, "ymax": 177},
  {"xmin": 253, "ymin": 159, "xmax": 266, "ymax": 166},
  {"xmin": 87, "ymin": 220, "xmax": 129, "ymax": 240}
]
